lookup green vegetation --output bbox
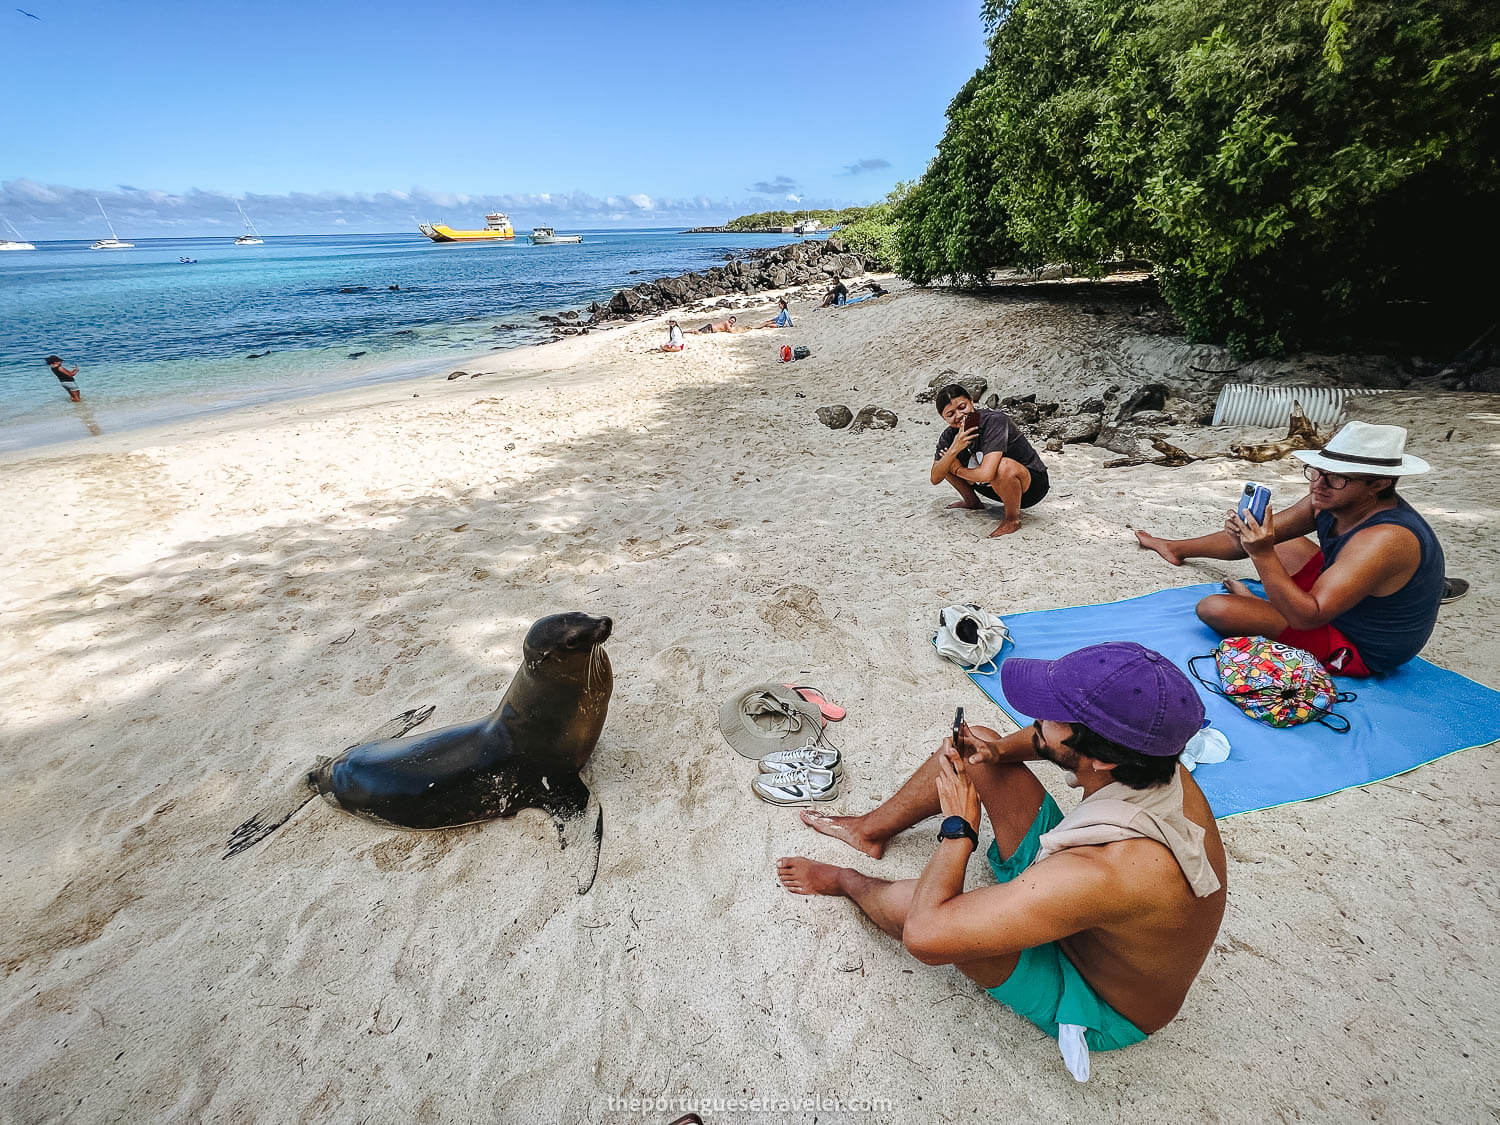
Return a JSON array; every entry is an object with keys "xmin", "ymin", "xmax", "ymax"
[
  {"xmin": 835, "ymin": 183, "xmax": 912, "ymax": 271},
  {"xmin": 723, "ymin": 207, "xmax": 869, "ymax": 231},
  {"xmin": 900, "ymin": 0, "xmax": 1500, "ymax": 354}
]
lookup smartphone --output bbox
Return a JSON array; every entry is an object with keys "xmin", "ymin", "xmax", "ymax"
[
  {"xmin": 1237, "ymin": 482, "xmax": 1271, "ymax": 523},
  {"xmin": 952, "ymin": 707, "xmax": 967, "ymax": 753}
]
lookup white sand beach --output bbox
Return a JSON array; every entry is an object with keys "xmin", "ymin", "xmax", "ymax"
[{"xmin": 2, "ymin": 283, "xmax": 1497, "ymax": 1122}]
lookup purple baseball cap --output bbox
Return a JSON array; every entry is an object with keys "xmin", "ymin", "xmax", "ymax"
[{"xmin": 1000, "ymin": 642, "xmax": 1204, "ymax": 757}]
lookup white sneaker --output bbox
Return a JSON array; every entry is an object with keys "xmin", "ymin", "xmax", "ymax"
[
  {"xmin": 759, "ymin": 743, "xmax": 843, "ymax": 777},
  {"xmin": 751, "ymin": 766, "xmax": 840, "ymax": 806}
]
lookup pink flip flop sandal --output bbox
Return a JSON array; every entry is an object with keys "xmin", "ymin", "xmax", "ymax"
[{"xmin": 784, "ymin": 684, "xmax": 846, "ymax": 722}]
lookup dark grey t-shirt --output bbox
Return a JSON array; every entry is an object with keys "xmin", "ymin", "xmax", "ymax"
[{"xmin": 934, "ymin": 408, "xmax": 1047, "ymax": 477}]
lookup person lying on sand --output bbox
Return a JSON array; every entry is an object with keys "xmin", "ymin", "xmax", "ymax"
[
  {"xmin": 662, "ymin": 320, "xmax": 684, "ymax": 351},
  {"xmin": 697, "ymin": 316, "xmax": 743, "ymax": 334},
  {"xmin": 930, "ymin": 384, "xmax": 1049, "ymax": 537},
  {"xmin": 758, "ymin": 299, "xmax": 793, "ymax": 329},
  {"xmin": 1135, "ymin": 421, "xmax": 1444, "ymax": 676},
  {"xmin": 778, "ymin": 643, "xmax": 1225, "ymax": 1079}
]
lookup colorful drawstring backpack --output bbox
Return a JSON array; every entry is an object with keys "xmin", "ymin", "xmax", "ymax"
[{"xmin": 1189, "ymin": 635, "xmax": 1356, "ymax": 731}]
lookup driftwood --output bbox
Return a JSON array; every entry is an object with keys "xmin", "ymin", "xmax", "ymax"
[
  {"xmin": 1228, "ymin": 400, "xmax": 1327, "ymax": 463},
  {"xmin": 1103, "ymin": 437, "xmax": 1204, "ymax": 469},
  {"xmin": 1103, "ymin": 401, "xmax": 1328, "ymax": 469}
]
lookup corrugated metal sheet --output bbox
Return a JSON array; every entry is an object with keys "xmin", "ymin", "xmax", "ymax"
[{"xmin": 1211, "ymin": 384, "xmax": 1393, "ymax": 428}]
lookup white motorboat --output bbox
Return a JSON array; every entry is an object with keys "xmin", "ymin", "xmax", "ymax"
[
  {"xmin": 528, "ymin": 226, "xmax": 583, "ymax": 245},
  {"xmin": 0, "ymin": 218, "xmax": 36, "ymax": 250},
  {"xmin": 89, "ymin": 198, "xmax": 134, "ymax": 250},
  {"xmin": 793, "ymin": 218, "xmax": 823, "ymax": 235},
  {"xmin": 233, "ymin": 202, "xmax": 264, "ymax": 245}
]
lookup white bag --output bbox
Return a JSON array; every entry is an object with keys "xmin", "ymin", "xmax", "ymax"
[{"xmin": 934, "ymin": 604, "xmax": 1010, "ymax": 675}]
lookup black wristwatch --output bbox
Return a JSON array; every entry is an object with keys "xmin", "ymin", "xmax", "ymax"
[{"xmin": 937, "ymin": 815, "xmax": 979, "ymax": 851}]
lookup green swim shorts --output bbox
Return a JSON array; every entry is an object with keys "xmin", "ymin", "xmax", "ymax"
[{"xmin": 983, "ymin": 794, "xmax": 1148, "ymax": 1051}]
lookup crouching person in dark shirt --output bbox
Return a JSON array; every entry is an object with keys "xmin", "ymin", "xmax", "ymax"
[{"xmin": 930, "ymin": 385, "xmax": 1050, "ymax": 538}]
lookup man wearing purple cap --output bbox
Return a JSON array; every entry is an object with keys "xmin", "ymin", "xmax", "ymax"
[{"xmin": 778, "ymin": 642, "xmax": 1226, "ymax": 1078}]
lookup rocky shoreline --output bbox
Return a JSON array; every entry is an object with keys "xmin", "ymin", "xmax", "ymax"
[{"xmin": 531, "ymin": 238, "xmax": 873, "ymax": 340}]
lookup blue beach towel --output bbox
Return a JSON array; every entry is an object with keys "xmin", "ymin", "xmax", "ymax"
[{"xmin": 952, "ymin": 583, "xmax": 1500, "ymax": 817}]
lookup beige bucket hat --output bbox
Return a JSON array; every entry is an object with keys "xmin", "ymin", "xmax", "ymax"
[{"xmin": 718, "ymin": 682, "xmax": 825, "ymax": 758}]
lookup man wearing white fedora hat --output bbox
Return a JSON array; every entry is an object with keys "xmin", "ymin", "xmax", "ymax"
[{"xmin": 1135, "ymin": 421, "xmax": 1446, "ymax": 676}]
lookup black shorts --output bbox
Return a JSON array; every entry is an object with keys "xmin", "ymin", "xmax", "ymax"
[{"xmin": 973, "ymin": 468, "xmax": 1049, "ymax": 509}]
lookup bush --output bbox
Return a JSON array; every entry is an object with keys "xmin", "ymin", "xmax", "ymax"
[
  {"xmin": 901, "ymin": 0, "xmax": 1500, "ymax": 355},
  {"xmin": 836, "ymin": 184, "xmax": 912, "ymax": 271}
]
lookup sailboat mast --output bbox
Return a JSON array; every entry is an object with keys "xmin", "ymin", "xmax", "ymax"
[
  {"xmin": 238, "ymin": 202, "xmax": 260, "ymax": 237},
  {"xmin": 96, "ymin": 197, "xmax": 119, "ymax": 239}
]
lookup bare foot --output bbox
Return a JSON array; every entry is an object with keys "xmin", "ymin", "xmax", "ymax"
[
  {"xmin": 799, "ymin": 810, "xmax": 885, "ymax": 859},
  {"xmin": 776, "ymin": 856, "xmax": 849, "ymax": 896},
  {"xmin": 1223, "ymin": 578, "xmax": 1254, "ymax": 597},
  {"xmin": 988, "ymin": 518, "xmax": 1022, "ymax": 538},
  {"xmin": 947, "ymin": 499, "xmax": 984, "ymax": 510},
  {"xmin": 1135, "ymin": 529, "xmax": 1184, "ymax": 565}
]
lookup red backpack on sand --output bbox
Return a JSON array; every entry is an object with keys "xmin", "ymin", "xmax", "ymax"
[{"xmin": 779, "ymin": 345, "xmax": 792, "ymax": 363}]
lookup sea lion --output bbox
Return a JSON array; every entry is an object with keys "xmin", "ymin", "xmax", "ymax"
[{"xmin": 226, "ymin": 612, "xmax": 612, "ymax": 894}]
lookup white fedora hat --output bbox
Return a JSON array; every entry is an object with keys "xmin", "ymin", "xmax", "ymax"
[
  {"xmin": 718, "ymin": 682, "xmax": 824, "ymax": 758},
  {"xmin": 1293, "ymin": 421, "xmax": 1430, "ymax": 477}
]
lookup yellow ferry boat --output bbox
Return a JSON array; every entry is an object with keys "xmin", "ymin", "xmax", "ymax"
[{"xmin": 418, "ymin": 212, "xmax": 515, "ymax": 242}]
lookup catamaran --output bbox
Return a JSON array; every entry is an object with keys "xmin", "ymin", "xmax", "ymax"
[
  {"xmin": 234, "ymin": 202, "xmax": 264, "ymax": 245},
  {"xmin": 89, "ymin": 198, "xmax": 134, "ymax": 250},
  {"xmin": 0, "ymin": 218, "xmax": 35, "ymax": 251}
]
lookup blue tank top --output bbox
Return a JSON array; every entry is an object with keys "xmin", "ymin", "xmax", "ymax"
[{"xmin": 1317, "ymin": 497, "xmax": 1444, "ymax": 674}]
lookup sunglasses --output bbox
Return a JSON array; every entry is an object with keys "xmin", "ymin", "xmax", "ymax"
[
  {"xmin": 1303, "ymin": 465, "xmax": 1354, "ymax": 490},
  {"xmin": 1302, "ymin": 465, "xmax": 1380, "ymax": 492}
]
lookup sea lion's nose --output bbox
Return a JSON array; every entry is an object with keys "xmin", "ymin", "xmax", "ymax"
[{"xmin": 593, "ymin": 616, "xmax": 613, "ymax": 643}]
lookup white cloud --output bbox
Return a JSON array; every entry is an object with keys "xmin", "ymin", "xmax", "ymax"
[{"xmin": 0, "ymin": 178, "xmax": 871, "ymax": 235}]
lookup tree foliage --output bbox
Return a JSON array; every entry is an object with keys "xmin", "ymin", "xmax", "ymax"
[
  {"xmin": 834, "ymin": 183, "xmax": 913, "ymax": 270},
  {"xmin": 722, "ymin": 207, "xmax": 870, "ymax": 231},
  {"xmin": 901, "ymin": 0, "xmax": 1500, "ymax": 354}
]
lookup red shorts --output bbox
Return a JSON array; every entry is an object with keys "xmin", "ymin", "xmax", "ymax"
[{"xmin": 1275, "ymin": 551, "xmax": 1372, "ymax": 676}]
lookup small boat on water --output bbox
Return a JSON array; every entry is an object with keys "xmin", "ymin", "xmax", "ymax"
[
  {"xmin": 419, "ymin": 212, "xmax": 515, "ymax": 243},
  {"xmin": 1, "ymin": 218, "xmax": 36, "ymax": 250},
  {"xmin": 179, "ymin": 257, "xmax": 197, "ymax": 264},
  {"xmin": 89, "ymin": 198, "xmax": 134, "ymax": 250},
  {"xmin": 233, "ymin": 202, "xmax": 264, "ymax": 245},
  {"xmin": 529, "ymin": 226, "xmax": 582, "ymax": 245},
  {"xmin": 793, "ymin": 218, "xmax": 823, "ymax": 235}
]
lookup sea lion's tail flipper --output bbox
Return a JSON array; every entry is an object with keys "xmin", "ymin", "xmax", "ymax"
[
  {"xmin": 224, "ymin": 775, "xmax": 318, "ymax": 859},
  {"xmin": 350, "ymin": 704, "xmax": 436, "ymax": 748},
  {"xmin": 550, "ymin": 779, "xmax": 603, "ymax": 896}
]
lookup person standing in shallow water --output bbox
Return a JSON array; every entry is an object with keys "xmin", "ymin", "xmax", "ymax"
[
  {"xmin": 45, "ymin": 355, "xmax": 82, "ymax": 402},
  {"xmin": 930, "ymin": 384, "xmax": 1049, "ymax": 537}
]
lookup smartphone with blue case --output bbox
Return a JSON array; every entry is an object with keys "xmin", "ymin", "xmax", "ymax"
[{"xmin": 1237, "ymin": 482, "xmax": 1271, "ymax": 523}]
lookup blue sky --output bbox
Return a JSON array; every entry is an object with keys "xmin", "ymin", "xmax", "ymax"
[{"xmin": 1, "ymin": 0, "xmax": 987, "ymax": 236}]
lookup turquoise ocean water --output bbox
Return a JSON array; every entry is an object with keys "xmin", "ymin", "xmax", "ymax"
[{"xmin": 0, "ymin": 229, "xmax": 813, "ymax": 452}]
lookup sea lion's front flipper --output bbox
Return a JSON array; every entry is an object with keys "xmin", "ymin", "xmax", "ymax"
[
  {"xmin": 546, "ymin": 775, "xmax": 603, "ymax": 895},
  {"xmin": 350, "ymin": 704, "xmax": 436, "ymax": 748}
]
